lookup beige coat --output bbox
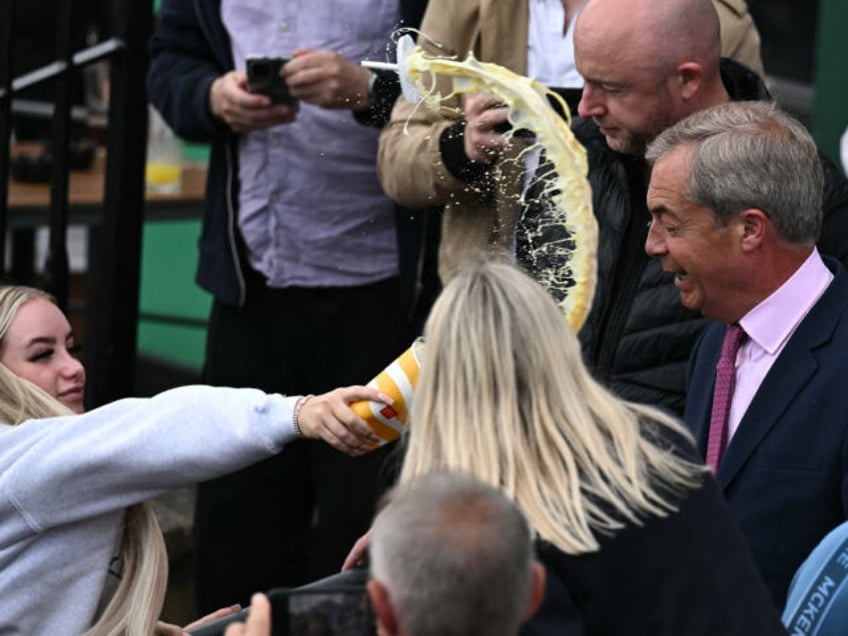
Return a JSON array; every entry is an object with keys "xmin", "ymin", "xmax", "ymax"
[
  {"xmin": 377, "ymin": 0, "xmax": 531, "ymax": 281},
  {"xmin": 377, "ymin": 0, "xmax": 765, "ymax": 282},
  {"xmin": 714, "ymin": 0, "xmax": 765, "ymax": 78}
]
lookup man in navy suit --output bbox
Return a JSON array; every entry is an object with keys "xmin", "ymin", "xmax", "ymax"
[{"xmin": 644, "ymin": 100, "xmax": 848, "ymax": 608}]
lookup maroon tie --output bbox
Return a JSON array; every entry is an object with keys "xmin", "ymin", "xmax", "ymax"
[{"xmin": 706, "ymin": 324, "xmax": 746, "ymax": 474}]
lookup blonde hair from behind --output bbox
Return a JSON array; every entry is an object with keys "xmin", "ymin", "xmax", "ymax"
[
  {"xmin": 83, "ymin": 501, "xmax": 168, "ymax": 636},
  {"xmin": 0, "ymin": 285, "xmax": 168, "ymax": 635},
  {"xmin": 401, "ymin": 259, "xmax": 705, "ymax": 554}
]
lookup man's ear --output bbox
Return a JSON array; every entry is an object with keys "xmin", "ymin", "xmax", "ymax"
[
  {"xmin": 525, "ymin": 561, "xmax": 547, "ymax": 619},
  {"xmin": 368, "ymin": 579, "xmax": 399, "ymax": 636},
  {"xmin": 739, "ymin": 208, "xmax": 768, "ymax": 252},
  {"xmin": 676, "ymin": 62, "xmax": 703, "ymax": 101}
]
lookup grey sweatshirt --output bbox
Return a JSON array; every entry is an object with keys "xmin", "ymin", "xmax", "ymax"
[{"xmin": 0, "ymin": 385, "xmax": 299, "ymax": 635}]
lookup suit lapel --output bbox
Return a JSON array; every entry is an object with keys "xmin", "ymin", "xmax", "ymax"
[
  {"xmin": 685, "ymin": 325, "xmax": 723, "ymax": 456},
  {"xmin": 716, "ymin": 347, "xmax": 819, "ymax": 488},
  {"xmin": 716, "ymin": 265, "xmax": 848, "ymax": 488}
]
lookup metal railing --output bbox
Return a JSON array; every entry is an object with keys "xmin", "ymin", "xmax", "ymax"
[{"xmin": 0, "ymin": 0, "xmax": 153, "ymax": 408}]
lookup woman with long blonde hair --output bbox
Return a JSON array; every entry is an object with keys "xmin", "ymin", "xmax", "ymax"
[
  {"xmin": 398, "ymin": 259, "xmax": 784, "ymax": 635},
  {"xmin": 0, "ymin": 285, "xmax": 388, "ymax": 636}
]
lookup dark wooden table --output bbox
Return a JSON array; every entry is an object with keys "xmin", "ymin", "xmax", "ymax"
[{"xmin": 7, "ymin": 142, "xmax": 208, "ymax": 226}]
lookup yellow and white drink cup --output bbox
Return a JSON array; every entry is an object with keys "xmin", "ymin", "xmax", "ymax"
[{"xmin": 352, "ymin": 337, "xmax": 425, "ymax": 447}]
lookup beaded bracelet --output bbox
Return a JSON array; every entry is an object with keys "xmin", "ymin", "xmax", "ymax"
[{"xmin": 293, "ymin": 394, "xmax": 315, "ymax": 437}]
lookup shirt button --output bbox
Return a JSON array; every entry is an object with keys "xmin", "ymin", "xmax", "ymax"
[
  {"xmin": 270, "ymin": 193, "xmax": 280, "ymax": 204},
  {"xmin": 280, "ymin": 21, "xmax": 290, "ymax": 31}
]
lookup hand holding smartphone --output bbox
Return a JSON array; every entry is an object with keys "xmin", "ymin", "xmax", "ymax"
[
  {"xmin": 246, "ymin": 57, "xmax": 299, "ymax": 111},
  {"xmin": 188, "ymin": 585, "xmax": 376, "ymax": 636}
]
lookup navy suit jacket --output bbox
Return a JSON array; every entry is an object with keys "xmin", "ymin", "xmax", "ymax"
[{"xmin": 684, "ymin": 256, "xmax": 848, "ymax": 607}]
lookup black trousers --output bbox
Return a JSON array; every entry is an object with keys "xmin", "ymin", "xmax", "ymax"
[{"xmin": 193, "ymin": 272, "xmax": 407, "ymax": 613}]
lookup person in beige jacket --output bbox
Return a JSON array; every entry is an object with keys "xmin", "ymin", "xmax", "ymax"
[
  {"xmin": 377, "ymin": 0, "xmax": 765, "ymax": 282},
  {"xmin": 714, "ymin": 0, "xmax": 765, "ymax": 78}
]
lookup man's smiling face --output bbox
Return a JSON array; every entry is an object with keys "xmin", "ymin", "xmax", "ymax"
[{"xmin": 644, "ymin": 144, "xmax": 746, "ymax": 322}]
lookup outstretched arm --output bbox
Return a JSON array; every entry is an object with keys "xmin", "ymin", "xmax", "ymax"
[
  {"xmin": 296, "ymin": 386, "xmax": 389, "ymax": 456},
  {"xmin": 0, "ymin": 385, "xmax": 391, "ymax": 535}
]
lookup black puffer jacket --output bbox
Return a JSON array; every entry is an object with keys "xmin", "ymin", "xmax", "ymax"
[
  {"xmin": 567, "ymin": 125, "xmax": 706, "ymax": 415},
  {"xmin": 518, "ymin": 59, "xmax": 848, "ymax": 415}
]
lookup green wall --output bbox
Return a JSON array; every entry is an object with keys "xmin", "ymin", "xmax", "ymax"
[
  {"xmin": 137, "ymin": 218, "xmax": 210, "ymax": 370},
  {"xmin": 141, "ymin": 0, "xmax": 211, "ymax": 372},
  {"xmin": 812, "ymin": 0, "xmax": 848, "ymax": 166}
]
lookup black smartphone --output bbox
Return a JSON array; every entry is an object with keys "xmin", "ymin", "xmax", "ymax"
[
  {"xmin": 246, "ymin": 56, "xmax": 299, "ymax": 110},
  {"xmin": 189, "ymin": 585, "xmax": 377, "ymax": 636},
  {"xmin": 275, "ymin": 585, "xmax": 376, "ymax": 635}
]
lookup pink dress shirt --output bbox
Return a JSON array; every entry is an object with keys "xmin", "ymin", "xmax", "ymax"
[{"xmin": 728, "ymin": 249, "xmax": 834, "ymax": 441}]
